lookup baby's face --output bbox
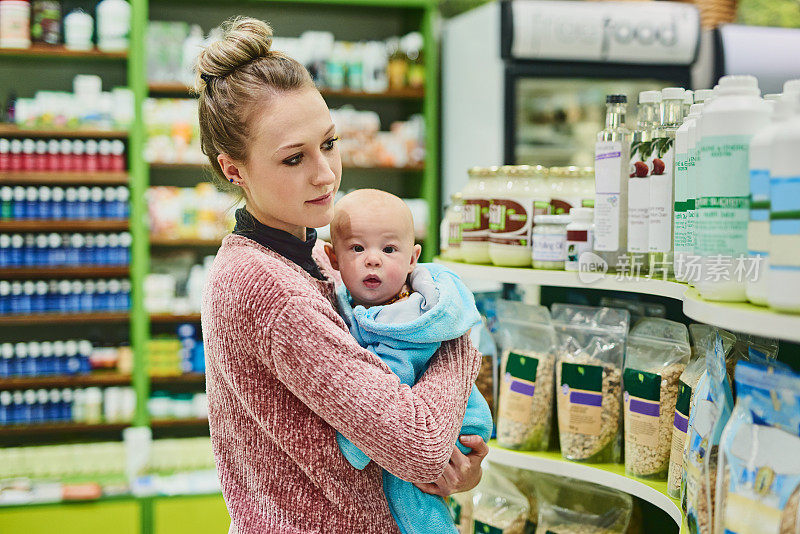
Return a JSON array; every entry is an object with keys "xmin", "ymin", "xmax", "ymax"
[{"xmin": 330, "ymin": 206, "xmax": 420, "ymax": 308}]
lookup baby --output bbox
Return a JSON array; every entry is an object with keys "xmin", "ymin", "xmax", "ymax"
[{"xmin": 324, "ymin": 189, "xmax": 493, "ymax": 534}]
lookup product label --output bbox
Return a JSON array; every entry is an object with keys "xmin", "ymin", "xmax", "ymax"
[
  {"xmin": 446, "ymin": 497, "xmax": 461, "ymax": 524},
  {"xmin": 489, "ymin": 198, "xmax": 548, "ymax": 246},
  {"xmin": 499, "ymin": 351, "xmax": 540, "ymax": 425},
  {"xmin": 565, "ymin": 229, "xmax": 593, "ymax": 271},
  {"xmin": 628, "ymin": 177, "xmax": 650, "ymax": 253},
  {"xmin": 533, "ymin": 233, "xmax": 566, "ymax": 262},
  {"xmin": 560, "ymin": 362, "xmax": 603, "ymax": 436},
  {"xmin": 551, "ymin": 197, "xmax": 593, "ymax": 214},
  {"xmin": 474, "ymin": 521, "xmax": 503, "ymax": 534},
  {"xmin": 650, "ymin": 139, "xmax": 676, "ymax": 253},
  {"xmin": 696, "ymin": 196, "xmax": 750, "ymax": 256},
  {"xmin": 674, "ymin": 151, "xmax": 689, "ymax": 254},
  {"xmin": 770, "ymin": 176, "xmax": 800, "ymax": 237},
  {"xmin": 448, "ymin": 221, "xmax": 462, "ymax": 248},
  {"xmin": 669, "ymin": 380, "xmax": 692, "ymax": 484},
  {"xmin": 624, "ymin": 368, "xmax": 661, "ymax": 449},
  {"xmin": 750, "ymin": 169, "xmax": 770, "ymax": 222},
  {"xmin": 723, "ymin": 493, "xmax": 783, "ymax": 534},
  {"xmin": 595, "ymin": 141, "xmax": 628, "ymax": 252},
  {"xmin": 462, "ymin": 198, "xmax": 490, "ymax": 241}
]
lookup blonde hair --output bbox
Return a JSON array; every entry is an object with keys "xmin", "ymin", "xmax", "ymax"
[{"xmin": 195, "ymin": 17, "xmax": 315, "ymax": 196}]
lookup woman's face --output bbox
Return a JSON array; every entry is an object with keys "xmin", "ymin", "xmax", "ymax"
[{"xmin": 221, "ymin": 88, "xmax": 342, "ymax": 240}]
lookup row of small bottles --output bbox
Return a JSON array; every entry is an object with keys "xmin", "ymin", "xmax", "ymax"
[
  {"xmin": 0, "ymin": 138, "xmax": 127, "ymax": 173},
  {"xmin": 0, "ymin": 232, "xmax": 132, "ymax": 268},
  {"xmin": 0, "ymin": 387, "xmax": 136, "ymax": 426},
  {"xmin": 0, "ymin": 185, "xmax": 130, "ymax": 220},
  {"xmin": 0, "ymin": 340, "xmax": 93, "ymax": 378},
  {"xmin": 0, "ymin": 278, "xmax": 131, "ymax": 315},
  {"xmin": 595, "ymin": 75, "xmax": 800, "ymax": 311}
]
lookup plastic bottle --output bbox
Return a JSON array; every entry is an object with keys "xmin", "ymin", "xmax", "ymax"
[
  {"xmin": 649, "ymin": 87, "xmax": 686, "ymax": 276},
  {"xmin": 628, "ymin": 91, "xmax": 661, "ymax": 270},
  {"xmin": 51, "ymin": 186, "xmax": 64, "ymax": 219},
  {"xmin": 24, "ymin": 186, "xmax": 37, "ymax": 219},
  {"xmin": 594, "ymin": 94, "xmax": 632, "ymax": 272},
  {"xmin": 10, "ymin": 234, "xmax": 22, "ymax": 266},
  {"xmin": 0, "ymin": 343, "xmax": 13, "ymax": 377},
  {"xmin": 38, "ymin": 186, "xmax": 51, "ymax": 219},
  {"xmin": 489, "ymin": 165, "xmax": 549, "ymax": 267},
  {"xmin": 0, "ymin": 234, "xmax": 8, "ymax": 266},
  {"xmin": 85, "ymin": 139, "xmax": 99, "ymax": 172},
  {"xmin": 0, "ymin": 186, "xmax": 12, "ymax": 219},
  {"xmin": 683, "ymin": 90, "xmax": 694, "ymax": 116},
  {"xmin": 34, "ymin": 139, "xmax": 47, "ymax": 171},
  {"xmin": 0, "ymin": 139, "xmax": 9, "ymax": 171},
  {"xmin": 566, "ymin": 207, "xmax": 595, "ymax": 272},
  {"xmin": 115, "ymin": 186, "xmax": 129, "ymax": 217},
  {"xmin": 695, "ymin": 75, "xmax": 770, "ymax": 301},
  {"xmin": 0, "ymin": 1, "xmax": 32, "ymax": 49},
  {"xmin": 362, "ymin": 41, "xmax": 388, "ymax": 93},
  {"xmin": 12, "ymin": 186, "xmax": 25, "ymax": 218},
  {"xmin": 89, "ymin": 187, "xmax": 104, "ymax": 219},
  {"xmin": 72, "ymin": 140, "xmax": 86, "ymax": 172},
  {"xmin": 181, "ymin": 25, "xmax": 205, "ymax": 87},
  {"xmin": 460, "ymin": 166, "xmax": 497, "ymax": 264},
  {"xmin": 60, "ymin": 139, "xmax": 73, "ymax": 171},
  {"xmin": 0, "ymin": 281, "xmax": 9, "ymax": 314},
  {"xmin": 326, "ymin": 42, "xmax": 347, "ymax": 91},
  {"xmin": 768, "ymin": 91, "xmax": 800, "ymax": 312},
  {"xmin": 96, "ymin": 0, "xmax": 130, "ymax": 52},
  {"xmin": 346, "ymin": 43, "xmax": 364, "ymax": 91},
  {"xmin": 40, "ymin": 341, "xmax": 53, "ymax": 375},
  {"xmin": 747, "ymin": 80, "xmax": 800, "ymax": 306},
  {"xmin": 694, "ymin": 89, "xmax": 714, "ymax": 104},
  {"xmin": 10, "ymin": 139, "xmax": 22, "ymax": 172},
  {"xmin": 63, "ymin": 9, "xmax": 93, "ymax": 51},
  {"xmin": 47, "ymin": 139, "xmax": 59, "ymax": 171}
]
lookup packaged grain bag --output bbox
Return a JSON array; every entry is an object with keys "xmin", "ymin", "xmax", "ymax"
[{"xmin": 472, "ymin": 465, "xmax": 530, "ymax": 534}]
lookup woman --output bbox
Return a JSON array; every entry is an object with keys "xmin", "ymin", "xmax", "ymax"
[{"xmin": 197, "ymin": 17, "xmax": 488, "ymax": 533}]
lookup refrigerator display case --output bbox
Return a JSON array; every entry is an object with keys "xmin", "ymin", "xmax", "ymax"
[{"xmin": 442, "ymin": 0, "xmax": 701, "ymax": 200}]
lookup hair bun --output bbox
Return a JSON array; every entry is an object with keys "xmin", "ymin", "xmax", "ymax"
[{"xmin": 196, "ymin": 17, "xmax": 273, "ymax": 86}]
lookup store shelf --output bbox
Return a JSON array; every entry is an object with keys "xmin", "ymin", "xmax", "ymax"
[
  {"xmin": 0, "ymin": 125, "xmax": 128, "ymax": 139},
  {"xmin": 0, "ymin": 266, "xmax": 129, "ymax": 279},
  {"xmin": 148, "ymin": 162, "xmax": 209, "ymax": 170},
  {"xmin": 0, "ymin": 312, "xmax": 129, "ymax": 326},
  {"xmin": 436, "ymin": 260, "xmax": 800, "ymax": 343},
  {"xmin": 148, "ymin": 82, "xmax": 424, "ymax": 100},
  {"xmin": 149, "ymin": 313, "xmax": 201, "ymax": 323},
  {"xmin": 0, "ymin": 422, "xmax": 129, "ymax": 438},
  {"xmin": 150, "ymin": 237, "xmax": 222, "ymax": 247},
  {"xmin": 150, "ymin": 418, "xmax": 208, "ymax": 430},
  {"xmin": 0, "ymin": 373, "xmax": 131, "ymax": 391},
  {"xmin": 151, "ymin": 373, "xmax": 205, "ymax": 387},
  {"xmin": 0, "ymin": 172, "xmax": 129, "ymax": 185},
  {"xmin": 0, "ymin": 45, "xmax": 127, "ymax": 60},
  {"xmin": 0, "ymin": 219, "xmax": 129, "ymax": 232},
  {"xmin": 487, "ymin": 445, "xmax": 684, "ymax": 531}
]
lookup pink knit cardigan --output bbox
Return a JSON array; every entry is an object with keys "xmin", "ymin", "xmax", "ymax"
[{"xmin": 201, "ymin": 234, "xmax": 481, "ymax": 533}]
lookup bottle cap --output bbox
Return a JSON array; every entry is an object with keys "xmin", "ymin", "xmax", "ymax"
[
  {"xmin": 694, "ymin": 89, "xmax": 714, "ymax": 102},
  {"xmin": 606, "ymin": 94, "xmax": 627, "ymax": 104},
  {"xmin": 683, "ymin": 90, "xmax": 694, "ymax": 104},
  {"xmin": 661, "ymin": 87, "xmax": 685, "ymax": 101},
  {"xmin": 639, "ymin": 90, "xmax": 662, "ymax": 104}
]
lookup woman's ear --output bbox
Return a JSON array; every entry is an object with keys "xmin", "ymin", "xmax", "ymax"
[
  {"xmin": 408, "ymin": 244, "xmax": 422, "ymax": 273},
  {"xmin": 218, "ymin": 153, "xmax": 245, "ymax": 186},
  {"xmin": 324, "ymin": 243, "xmax": 340, "ymax": 271}
]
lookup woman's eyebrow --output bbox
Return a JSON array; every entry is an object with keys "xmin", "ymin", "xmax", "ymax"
[{"xmin": 275, "ymin": 125, "xmax": 336, "ymax": 154}]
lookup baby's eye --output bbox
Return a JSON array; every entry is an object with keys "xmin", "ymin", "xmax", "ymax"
[
  {"xmin": 383, "ymin": 246, "xmax": 396, "ymax": 254},
  {"xmin": 352, "ymin": 245, "xmax": 364, "ymax": 252}
]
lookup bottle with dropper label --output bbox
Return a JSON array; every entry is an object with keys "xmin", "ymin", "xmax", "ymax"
[
  {"xmin": 674, "ymin": 103, "xmax": 703, "ymax": 282},
  {"xmin": 648, "ymin": 87, "xmax": 686, "ymax": 277}
]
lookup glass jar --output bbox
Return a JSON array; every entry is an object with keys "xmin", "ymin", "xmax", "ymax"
[
  {"xmin": 440, "ymin": 192, "xmax": 463, "ymax": 261},
  {"xmin": 566, "ymin": 207, "xmax": 595, "ymax": 272},
  {"xmin": 532, "ymin": 214, "xmax": 570, "ymax": 270},
  {"xmin": 548, "ymin": 166, "xmax": 595, "ymax": 214},
  {"xmin": 461, "ymin": 166, "xmax": 499, "ymax": 264}
]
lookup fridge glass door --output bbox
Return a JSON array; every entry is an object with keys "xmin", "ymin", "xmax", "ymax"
[{"xmin": 515, "ymin": 77, "xmax": 675, "ymax": 167}]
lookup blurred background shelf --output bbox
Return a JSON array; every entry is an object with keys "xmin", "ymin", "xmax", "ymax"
[
  {"xmin": 147, "ymin": 82, "xmax": 423, "ymax": 100},
  {"xmin": 149, "ymin": 237, "xmax": 221, "ymax": 247},
  {"xmin": 149, "ymin": 314, "xmax": 201, "ymax": 324},
  {"xmin": 0, "ymin": 126, "xmax": 128, "ymax": 138},
  {"xmin": 0, "ymin": 422, "xmax": 129, "ymax": 438},
  {"xmin": 150, "ymin": 418, "xmax": 208, "ymax": 430},
  {"xmin": 0, "ymin": 373, "xmax": 132, "ymax": 390},
  {"xmin": 0, "ymin": 45, "xmax": 127, "ymax": 60},
  {"xmin": 0, "ymin": 220, "xmax": 129, "ymax": 232},
  {"xmin": 151, "ymin": 373, "xmax": 205, "ymax": 387},
  {"xmin": 0, "ymin": 172, "xmax": 130, "ymax": 185},
  {"xmin": 0, "ymin": 313, "xmax": 130, "ymax": 326},
  {"xmin": 0, "ymin": 267, "xmax": 130, "ymax": 279}
]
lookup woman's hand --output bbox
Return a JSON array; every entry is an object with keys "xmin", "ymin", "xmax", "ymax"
[{"xmin": 413, "ymin": 435, "xmax": 489, "ymax": 497}]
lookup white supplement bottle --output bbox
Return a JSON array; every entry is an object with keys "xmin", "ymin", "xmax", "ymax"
[
  {"xmin": 460, "ymin": 166, "xmax": 497, "ymax": 264},
  {"xmin": 674, "ymin": 104, "xmax": 702, "ymax": 282},
  {"xmin": 566, "ymin": 208, "xmax": 594, "ymax": 272},
  {"xmin": 696, "ymin": 75, "xmax": 770, "ymax": 302},
  {"xmin": 768, "ymin": 91, "xmax": 800, "ymax": 313},
  {"xmin": 489, "ymin": 165, "xmax": 550, "ymax": 267},
  {"xmin": 533, "ymin": 214, "xmax": 570, "ymax": 270},
  {"xmin": 686, "ymin": 103, "xmax": 705, "ymax": 284},
  {"xmin": 747, "ymin": 80, "xmax": 800, "ymax": 306}
]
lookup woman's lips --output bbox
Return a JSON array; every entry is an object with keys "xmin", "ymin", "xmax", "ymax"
[
  {"xmin": 306, "ymin": 192, "xmax": 332, "ymax": 205},
  {"xmin": 362, "ymin": 275, "xmax": 381, "ymax": 289}
]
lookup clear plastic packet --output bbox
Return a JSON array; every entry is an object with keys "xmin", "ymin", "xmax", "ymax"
[
  {"xmin": 490, "ymin": 463, "xmax": 539, "ymax": 532},
  {"xmin": 623, "ymin": 318, "xmax": 691, "ymax": 480},
  {"xmin": 599, "ymin": 296, "xmax": 666, "ymax": 325},
  {"xmin": 715, "ymin": 360, "xmax": 800, "ymax": 534},
  {"xmin": 685, "ymin": 331, "xmax": 735, "ymax": 534},
  {"xmin": 532, "ymin": 471, "xmax": 632, "ymax": 534},
  {"xmin": 667, "ymin": 325, "xmax": 734, "ymax": 498},
  {"xmin": 472, "ymin": 465, "xmax": 530, "ymax": 534},
  {"xmin": 494, "ymin": 300, "xmax": 557, "ymax": 451},
  {"xmin": 447, "ymin": 490, "xmax": 475, "ymax": 534},
  {"xmin": 552, "ymin": 304, "xmax": 630, "ymax": 463}
]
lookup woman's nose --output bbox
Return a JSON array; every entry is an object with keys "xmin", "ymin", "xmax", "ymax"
[{"xmin": 311, "ymin": 153, "xmax": 337, "ymax": 186}]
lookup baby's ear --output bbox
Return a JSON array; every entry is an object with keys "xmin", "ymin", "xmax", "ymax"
[
  {"xmin": 409, "ymin": 243, "xmax": 422, "ymax": 272},
  {"xmin": 324, "ymin": 243, "xmax": 340, "ymax": 271}
]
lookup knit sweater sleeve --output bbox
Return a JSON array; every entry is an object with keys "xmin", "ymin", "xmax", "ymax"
[{"xmin": 266, "ymin": 294, "xmax": 481, "ymax": 483}]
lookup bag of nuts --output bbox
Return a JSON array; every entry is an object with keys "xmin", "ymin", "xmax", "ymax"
[
  {"xmin": 685, "ymin": 331, "xmax": 735, "ymax": 534},
  {"xmin": 494, "ymin": 301, "xmax": 557, "ymax": 451},
  {"xmin": 532, "ymin": 471, "xmax": 632, "ymax": 534},
  {"xmin": 447, "ymin": 490, "xmax": 476, "ymax": 534},
  {"xmin": 667, "ymin": 325, "xmax": 735, "ymax": 499},
  {"xmin": 472, "ymin": 465, "xmax": 530, "ymax": 534},
  {"xmin": 552, "ymin": 304, "xmax": 630, "ymax": 464},
  {"xmin": 491, "ymin": 462, "xmax": 540, "ymax": 532},
  {"xmin": 623, "ymin": 318, "xmax": 691, "ymax": 480},
  {"xmin": 715, "ymin": 360, "xmax": 800, "ymax": 534}
]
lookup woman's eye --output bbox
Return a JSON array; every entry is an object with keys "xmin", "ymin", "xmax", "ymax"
[
  {"xmin": 353, "ymin": 245, "xmax": 364, "ymax": 252},
  {"xmin": 383, "ymin": 246, "xmax": 396, "ymax": 254},
  {"xmin": 323, "ymin": 136, "xmax": 339, "ymax": 151},
  {"xmin": 283, "ymin": 153, "xmax": 303, "ymax": 166}
]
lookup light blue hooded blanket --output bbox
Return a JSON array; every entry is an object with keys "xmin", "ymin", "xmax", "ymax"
[{"xmin": 335, "ymin": 263, "xmax": 493, "ymax": 534}]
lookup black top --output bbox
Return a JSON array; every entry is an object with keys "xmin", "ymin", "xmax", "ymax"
[{"xmin": 233, "ymin": 208, "xmax": 326, "ymax": 281}]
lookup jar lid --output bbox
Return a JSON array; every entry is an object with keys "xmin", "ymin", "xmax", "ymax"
[
  {"xmin": 468, "ymin": 166, "xmax": 500, "ymax": 178},
  {"xmin": 549, "ymin": 166, "xmax": 593, "ymax": 178},
  {"xmin": 451, "ymin": 192, "xmax": 462, "ymax": 201},
  {"xmin": 534, "ymin": 214, "xmax": 571, "ymax": 225},
  {"xmin": 506, "ymin": 164, "xmax": 548, "ymax": 177}
]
